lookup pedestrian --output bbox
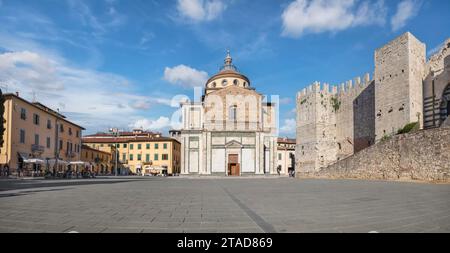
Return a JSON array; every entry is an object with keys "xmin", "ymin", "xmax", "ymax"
[
  {"xmin": 289, "ymin": 169, "xmax": 295, "ymax": 178},
  {"xmin": 277, "ymin": 165, "xmax": 281, "ymax": 176}
]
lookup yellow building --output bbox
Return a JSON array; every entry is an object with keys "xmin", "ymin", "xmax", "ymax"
[
  {"xmin": 0, "ymin": 93, "xmax": 85, "ymax": 176},
  {"xmin": 81, "ymin": 145, "xmax": 113, "ymax": 175},
  {"xmin": 82, "ymin": 129, "xmax": 181, "ymax": 175}
]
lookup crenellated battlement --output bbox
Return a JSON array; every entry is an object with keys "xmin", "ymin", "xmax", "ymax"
[
  {"xmin": 296, "ymin": 32, "xmax": 447, "ymax": 176},
  {"xmin": 298, "ymin": 72, "xmax": 373, "ymax": 100}
]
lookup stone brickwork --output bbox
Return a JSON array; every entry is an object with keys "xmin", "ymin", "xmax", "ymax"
[
  {"xmin": 296, "ymin": 75, "xmax": 375, "ymax": 173},
  {"xmin": 299, "ymin": 126, "xmax": 450, "ymax": 183},
  {"xmin": 374, "ymin": 32, "xmax": 426, "ymax": 140},
  {"xmin": 423, "ymin": 39, "xmax": 450, "ymax": 129},
  {"xmin": 296, "ymin": 32, "xmax": 450, "ymax": 175}
]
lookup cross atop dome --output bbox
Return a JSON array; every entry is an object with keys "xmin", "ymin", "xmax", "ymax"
[
  {"xmin": 220, "ymin": 49, "xmax": 238, "ymax": 72},
  {"xmin": 225, "ymin": 49, "xmax": 232, "ymax": 65}
]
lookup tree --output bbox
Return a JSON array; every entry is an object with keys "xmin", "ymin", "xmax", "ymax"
[{"xmin": 0, "ymin": 88, "xmax": 5, "ymax": 148}]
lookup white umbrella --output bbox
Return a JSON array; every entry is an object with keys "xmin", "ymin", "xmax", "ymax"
[
  {"xmin": 47, "ymin": 159, "xmax": 69, "ymax": 165},
  {"xmin": 23, "ymin": 158, "xmax": 45, "ymax": 164},
  {"xmin": 69, "ymin": 161, "xmax": 88, "ymax": 165}
]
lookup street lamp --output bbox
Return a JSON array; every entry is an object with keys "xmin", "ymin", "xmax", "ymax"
[{"xmin": 109, "ymin": 128, "xmax": 119, "ymax": 176}]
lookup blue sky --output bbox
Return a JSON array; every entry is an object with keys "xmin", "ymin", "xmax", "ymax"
[{"xmin": 0, "ymin": 0, "xmax": 449, "ymax": 137}]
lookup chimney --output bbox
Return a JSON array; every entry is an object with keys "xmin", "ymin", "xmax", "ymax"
[{"xmin": 16, "ymin": 91, "xmax": 19, "ymax": 97}]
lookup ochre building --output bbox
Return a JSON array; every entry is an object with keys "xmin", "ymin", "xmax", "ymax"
[
  {"xmin": 82, "ymin": 129, "xmax": 181, "ymax": 175},
  {"xmin": 0, "ymin": 93, "xmax": 84, "ymax": 175}
]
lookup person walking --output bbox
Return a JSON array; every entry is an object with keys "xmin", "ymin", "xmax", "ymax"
[{"xmin": 288, "ymin": 168, "xmax": 295, "ymax": 178}]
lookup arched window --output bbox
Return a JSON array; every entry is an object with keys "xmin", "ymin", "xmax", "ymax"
[
  {"xmin": 222, "ymin": 79, "xmax": 228, "ymax": 86},
  {"xmin": 229, "ymin": 105, "xmax": 237, "ymax": 121},
  {"xmin": 212, "ymin": 82, "xmax": 216, "ymax": 88},
  {"xmin": 233, "ymin": 79, "xmax": 239, "ymax": 86}
]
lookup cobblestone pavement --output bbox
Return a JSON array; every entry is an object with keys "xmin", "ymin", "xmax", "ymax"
[{"xmin": 0, "ymin": 177, "xmax": 449, "ymax": 233}]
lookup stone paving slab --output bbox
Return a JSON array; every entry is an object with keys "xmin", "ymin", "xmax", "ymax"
[{"xmin": 0, "ymin": 177, "xmax": 449, "ymax": 233}]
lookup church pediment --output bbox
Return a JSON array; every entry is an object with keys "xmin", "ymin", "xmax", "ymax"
[
  {"xmin": 206, "ymin": 85, "xmax": 262, "ymax": 98},
  {"xmin": 225, "ymin": 140, "xmax": 243, "ymax": 148}
]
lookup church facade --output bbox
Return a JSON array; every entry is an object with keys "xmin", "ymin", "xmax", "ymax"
[{"xmin": 180, "ymin": 52, "xmax": 278, "ymax": 176}]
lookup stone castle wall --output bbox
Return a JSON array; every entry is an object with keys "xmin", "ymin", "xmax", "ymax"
[
  {"xmin": 298, "ymin": 126, "xmax": 450, "ymax": 183},
  {"xmin": 296, "ymin": 75, "xmax": 375, "ymax": 172},
  {"xmin": 335, "ymin": 75, "xmax": 375, "ymax": 159},
  {"xmin": 374, "ymin": 32, "xmax": 426, "ymax": 140},
  {"xmin": 423, "ymin": 40, "xmax": 450, "ymax": 129},
  {"xmin": 296, "ymin": 32, "xmax": 450, "ymax": 175}
]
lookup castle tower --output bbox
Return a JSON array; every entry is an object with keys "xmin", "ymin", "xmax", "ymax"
[
  {"xmin": 296, "ymin": 83, "xmax": 337, "ymax": 173},
  {"xmin": 374, "ymin": 32, "xmax": 426, "ymax": 141}
]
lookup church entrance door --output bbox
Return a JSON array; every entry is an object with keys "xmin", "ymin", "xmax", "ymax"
[{"xmin": 227, "ymin": 154, "xmax": 240, "ymax": 176}]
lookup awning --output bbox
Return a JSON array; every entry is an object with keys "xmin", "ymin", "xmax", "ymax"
[
  {"xmin": 47, "ymin": 159, "xmax": 69, "ymax": 165},
  {"xmin": 23, "ymin": 158, "xmax": 45, "ymax": 164},
  {"xmin": 69, "ymin": 161, "xmax": 88, "ymax": 165}
]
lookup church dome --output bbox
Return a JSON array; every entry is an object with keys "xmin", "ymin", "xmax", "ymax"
[{"xmin": 205, "ymin": 50, "xmax": 251, "ymax": 91}]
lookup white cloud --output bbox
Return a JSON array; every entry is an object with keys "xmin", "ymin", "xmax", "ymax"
[
  {"xmin": 281, "ymin": 0, "xmax": 387, "ymax": 38},
  {"xmin": 353, "ymin": 0, "xmax": 386, "ymax": 26},
  {"xmin": 108, "ymin": 7, "xmax": 117, "ymax": 15},
  {"xmin": 176, "ymin": 0, "xmax": 226, "ymax": 22},
  {"xmin": 280, "ymin": 118, "xmax": 296, "ymax": 134},
  {"xmin": 391, "ymin": 0, "xmax": 421, "ymax": 31},
  {"xmin": 0, "ymin": 51, "xmax": 64, "ymax": 90},
  {"xmin": 279, "ymin": 97, "xmax": 292, "ymax": 105},
  {"xmin": 67, "ymin": 0, "xmax": 126, "ymax": 34},
  {"xmin": 0, "ymin": 50, "xmax": 172, "ymax": 133},
  {"xmin": 140, "ymin": 32, "xmax": 155, "ymax": 46},
  {"xmin": 164, "ymin": 64, "xmax": 209, "ymax": 88},
  {"xmin": 129, "ymin": 117, "xmax": 171, "ymax": 131},
  {"xmin": 131, "ymin": 100, "xmax": 151, "ymax": 110}
]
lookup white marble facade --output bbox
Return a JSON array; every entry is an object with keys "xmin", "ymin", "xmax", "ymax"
[{"xmin": 180, "ymin": 52, "xmax": 278, "ymax": 176}]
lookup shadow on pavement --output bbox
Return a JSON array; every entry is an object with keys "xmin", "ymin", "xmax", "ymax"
[
  {"xmin": 0, "ymin": 188, "xmax": 71, "ymax": 198},
  {"xmin": 0, "ymin": 179, "xmax": 151, "ymax": 192}
]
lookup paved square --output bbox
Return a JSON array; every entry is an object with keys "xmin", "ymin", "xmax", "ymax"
[{"xmin": 0, "ymin": 177, "xmax": 449, "ymax": 233}]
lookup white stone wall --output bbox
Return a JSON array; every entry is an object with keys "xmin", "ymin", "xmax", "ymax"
[
  {"xmin": 374, "ymin": 32, "xmax": 426, "ymax": 140},
  {"xmin": 296, "ymin": 84, "xmax": 319, "ymax": 172},
  {"xmin": 241, "ymin": 148, "xmax": 255, "ymax": 173},
  {"xmin": 211, "ymin": 148, "xmax": 225, "ymax": 173}
]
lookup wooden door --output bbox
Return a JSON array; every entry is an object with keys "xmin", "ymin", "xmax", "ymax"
[
  {"xmin": 228, "ymin": 154, "xmax": 240, "ymax": 176},
  {"xmin": 228, "ymin": 163, "xmax": 240, "ymax": 176},
  {"xmin": 233, "ymin": 164, "xmax": 240, "ymax": 176}
]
